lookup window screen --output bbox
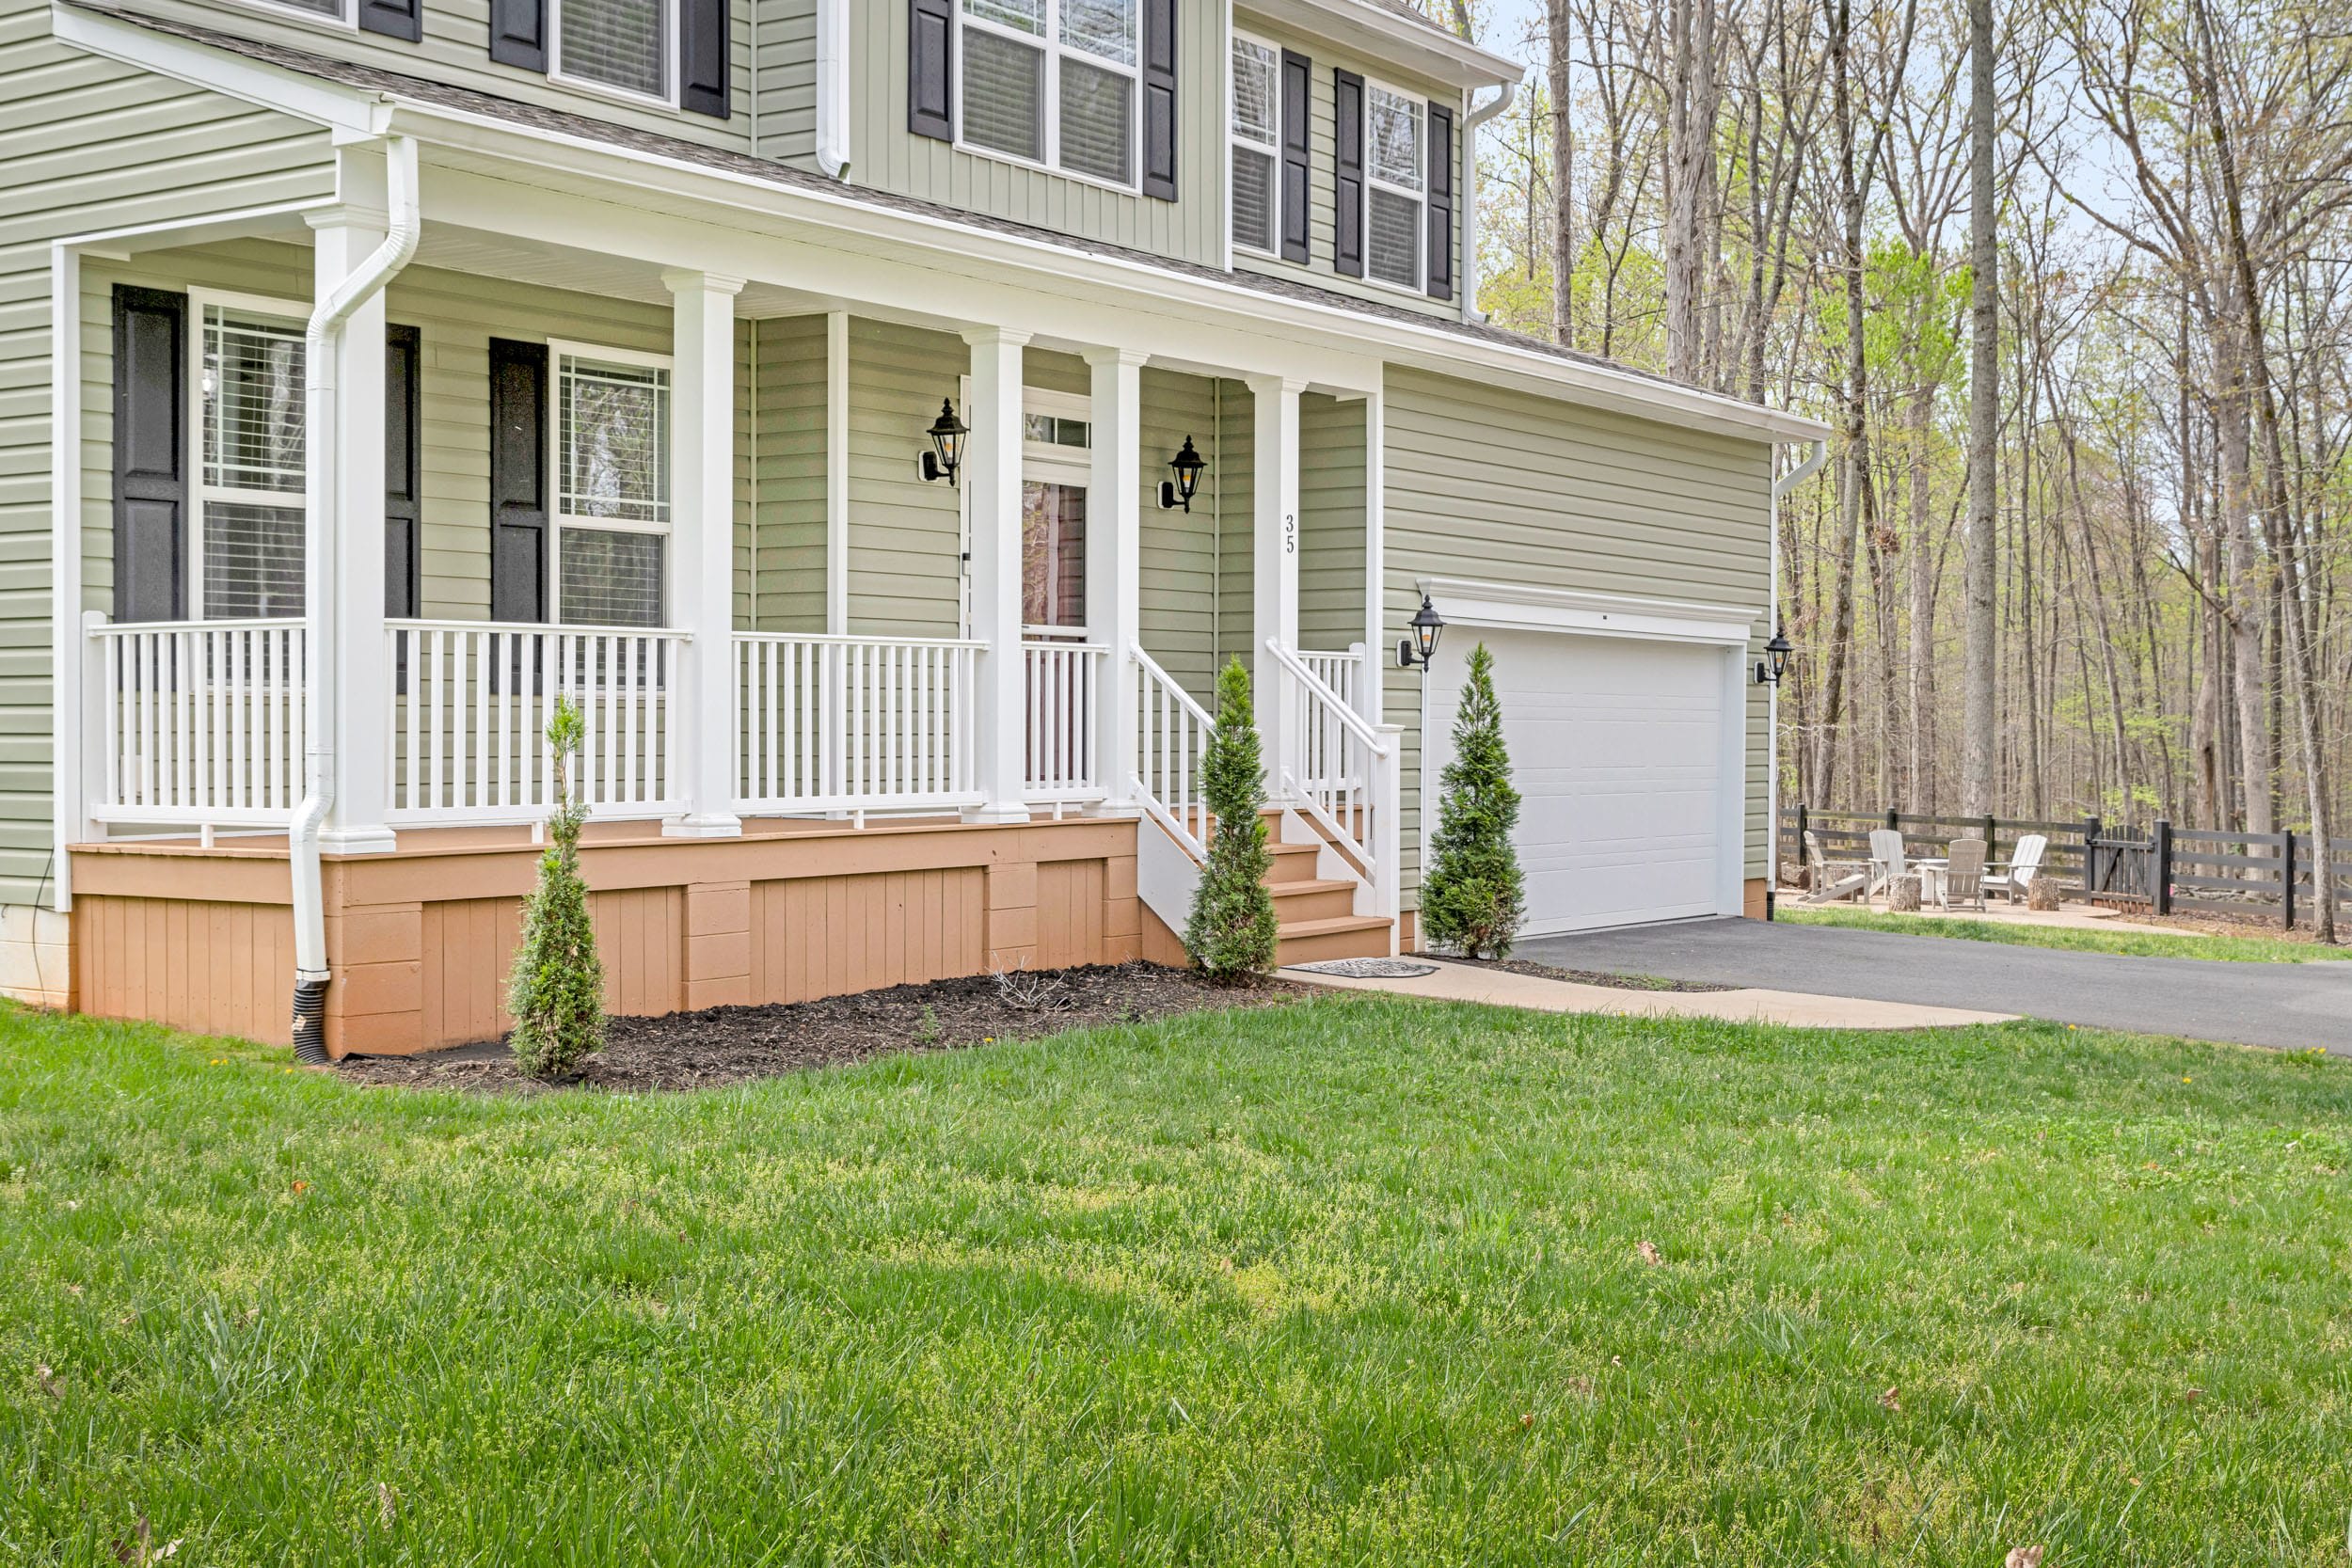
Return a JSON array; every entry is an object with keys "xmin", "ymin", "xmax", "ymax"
[
  {"xmin": 961, "ymin": 0, "xmax": 1136, "ymax": 183},
  {"xmin": 1366, "ymin": 86, "xmax": 1424, "ymax": 288},
  {"xmin": 1369, "ymin": 189, "xmax": 1422, "ymax": 288},
  {"xmin": 1231, "ymin": 38, "xmax": 1278, "ymax": 253},
  {"xmin": 199, "ymin": 304, "xmax": 308, "ymax": 619},
  {"xmin": 560, "ymin": 527, "xmax": 666, "ymax": 626},
  {"xmin": 202, "ymin": 503, "xmax": 307, "ymax": 620},
  {"xmin": 559, "ymin": 355, "xmax": 670, "ymax": 526},
  {"xmin": 962, "ymin": 24, "xmax": 1047, "ymax": 161},
  {"xmin": 1059, "ymin": 57, "xmax": 1133, "ymax": 182},
  {"xmin": 558, "ymin": 0, "xmax": 668, "ymax": 99}
]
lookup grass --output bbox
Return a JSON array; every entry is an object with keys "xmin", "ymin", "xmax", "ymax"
[
  {"xmin": 5, "ymin": 1000, "xmax": 2352, "ymax": 1565},
  {"xmin": 1781, "ymin": 903, "xmax": 2352, "ymax": 962}
]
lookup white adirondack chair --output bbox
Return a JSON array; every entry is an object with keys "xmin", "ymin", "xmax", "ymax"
[
  {"xmin": 1987, "ymin": 832, "xmax": 2048, "ymax": 905},
  {"xmin": 1803, "ymin": 831, "xmax": 1869, "ymax": 903},
  {"xmin": 1867, "ymin": 828, "xmax": 1907, "ymax": 905}
]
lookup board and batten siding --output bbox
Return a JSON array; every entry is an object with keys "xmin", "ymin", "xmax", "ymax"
[
  {"xmin": 1228, "ymin": 11, "xmax": 1463, "ymax": 322},
  {"xmin": 111, "ymin": 0, "xmax": 755, "ymax": 151},
  {"xmin": 753, "ymin": 0, "xmax": 817, "ymax": 164},
  {"xmin": 0, "ymin": 4, "xmax": 335, "ymax": 905},
  {"xmin": 848, "ymin": 0, "xmax": 1223, "ymax": 267},
  {"xmin": 1377, "ymin": 367, "xmax": 1777, "ymax": 903}
]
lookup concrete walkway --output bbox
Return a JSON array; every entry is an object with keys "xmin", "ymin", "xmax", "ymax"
[
  {"xmin": 1284, "ymin": 957, "xmax": 2015, "ymax": 1031},
  {"xmin": 1515, "ymin": 918, "xmax": 2352, "ymax": 1053}
]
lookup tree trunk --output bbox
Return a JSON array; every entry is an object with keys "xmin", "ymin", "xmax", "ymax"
[{"xmin": 1958, "ymin": 0, "xmax": 1996, "ymax": 816}]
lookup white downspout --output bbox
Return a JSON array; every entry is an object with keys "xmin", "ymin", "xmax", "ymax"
[
  {"xmin": 289, "ymin": 134, "xmax": 421, "ymax": 1062},
  {"xmin": 816, "ymin": 0, "xmax": 850, "ymax": 179},
  {"xmin": 1459, "ymin": 76, "xmax": 1516, "ymax": 324},
  {"xmin": 1764, "ymin": 436, "xmax": 1823, "ymax": 916}
]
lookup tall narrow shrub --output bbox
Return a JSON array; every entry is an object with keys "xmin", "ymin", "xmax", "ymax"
[
  {"xmin": 509, "ymin": 697, "xmax": 605, "ymax": 1077},
  {"xmin": 1423, "ymin": 641, "xmax": 1525, "ymax": 958},
  {"xmin": 1185, "ymin": 657, "xmax": 1280, "ymax": 979}
]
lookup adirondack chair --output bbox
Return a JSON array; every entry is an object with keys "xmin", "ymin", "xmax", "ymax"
[
  {"xmin": 1986, "ymin": 832, "xmax": 2048, "ymax": 905},
  {"xmin": 1935, "ymin": 837, "xmax": 1988, "ymax": 911},
  {"xmin": 1867, "ymin": 828, "xmax": 1907, "ymax": 905},
  {"xmin": 1803, "ymin": 831, "xmax": 1869, "ymax": 903}
]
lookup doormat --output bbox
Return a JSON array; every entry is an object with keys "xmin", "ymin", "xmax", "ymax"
[{"xmin": 1286, "ymin": 958, "xmax": 1441, "ymax": 979}]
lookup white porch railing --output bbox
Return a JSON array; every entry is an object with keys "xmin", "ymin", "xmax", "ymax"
[
  {"xmin": 386, "ymin": 620, "xmax": 689, "ymax": 823},
  {"xmin": 1268, "ymin": 640, "xmax": 1400, "ymax": 908},
  {"xmin": 1133, "ymin": 644, "xmax": 1215, "ymax": 858},
  {"xmin": 1296, "ymin": 645, "xmax": 1369, "ymax": 795},
  {"xmin": 1298, "ymin": 646, "xmax": 1365, "ymax": 715},
  {"xmin": 735, "ymin": 632, "xmax": 982, "ymax": 814},
  {"xmin": 87, "ymin": 615, "xmax": 307, "ymax": 826},
  {"xmin": 1024, "ymin": 632, "xmax": 1107, "ymax": 802}
]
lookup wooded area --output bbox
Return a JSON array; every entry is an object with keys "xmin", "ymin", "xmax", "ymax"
[{"xmin": 1424, "ymin": 0, "xmax": 2351, "ymax": 931}]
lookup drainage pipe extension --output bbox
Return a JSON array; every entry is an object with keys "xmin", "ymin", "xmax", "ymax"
[
  {"xmin": 290, "ymin": 135, "xmax": 421, "ymax": 1063},
  {"xmin": 1458, "ymin": 76, "xmax": 1517, "ymax": 324}
]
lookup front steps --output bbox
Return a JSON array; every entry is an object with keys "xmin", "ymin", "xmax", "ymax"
[{"xmin": 1263, "ymin": 827, "xmax": 1393, "ymax": 965}]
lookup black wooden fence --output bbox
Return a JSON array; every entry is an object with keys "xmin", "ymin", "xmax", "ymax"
[{"xmin": 1779, "ymin": 804, "xmax": 2351, "ymax": 929}]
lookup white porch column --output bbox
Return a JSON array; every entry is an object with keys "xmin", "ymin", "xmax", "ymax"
[
  {"xmin": 1249, "ymin": 373, "xmax": 1305, "ymax": 796},
  {"xmin": 312, "ymin": 203, "xmax": 396, "ymax": 854},
  {"xmin": 1085, "ymin": 347, "xmax": 1145, "ymax": 808},
  {"xmin": 662, "ymin": 268, "xmax": 746, "ymax": 838},
  {"xmin": 965, "ymin": 326, "xmax": 1031, "ymax": 822}
]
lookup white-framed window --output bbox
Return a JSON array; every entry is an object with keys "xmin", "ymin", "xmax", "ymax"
[
  {"xmin": 190, "ymin": 292, "xmax": 309, "ymax": 621},
  {"xmin": 1364, "ymin": 81, "xmax": 1425, "ymax": 293},
  {"xmin": 1230, "ymin": 34, "xmax": 1280, "ymax": 257},
  {"xmin": 216, "ymin": 0, "xmax": 357, "ymax": 32},
  {"xmin": 958, "ymin": 0, "xmax": 1140, "ymax": 189},
  {"xmin": 551, "ymin": 0, "xmax": 675, "ymax": 105},
  {"xmin": 550, "ymin": 342, "xmax": 672, "ymax": 627}
]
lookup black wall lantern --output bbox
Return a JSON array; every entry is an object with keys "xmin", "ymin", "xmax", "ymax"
[
  {"xmin": 1756, "ymin": 626, "xmax": 1793, "ymax": 687},
  {"xmin": 919, "ymin": 398, "xmax": 967, "ymax": 486},
  {"xmin": 1397, "ymin": 594, "xmax": 1445, "ymax": 669},
  {"xmin": 1158, "ymin": 436, "xmax": 1208, "ymax": 512}
]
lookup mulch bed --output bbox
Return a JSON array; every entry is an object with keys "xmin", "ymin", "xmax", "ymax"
[
  {"xmin": 1447, "ymin": 955, "xmax": 1738, "ymax": 994},
  {"xmin": 336, "ymin": 963, "xmax": 1311, "ymax": 1094}
]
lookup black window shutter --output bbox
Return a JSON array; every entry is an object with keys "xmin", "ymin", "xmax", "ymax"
[
  {"xmin": 1426, "ymin": 100, "xmax": 1454, "ymax": 300},
  {"xmin": 1140, "ymin": 0, "xmax": 1177, "ymax": 199},
  {"xmin": 488, "ymin": 338, "xmax": 548, "ymax": 624},
  {"xmin": 1333, "ymin": 69, "xmax": 1365, "ymax": 278},
  {"xmin": 488, "ymin": 0, "xmax": 545, "ymax": 71},
  {"xmin": 111, "ymin": 285, "xmax": 186, "ymax": 624},
  {"xmin": 1279, "ymin": 50, "xmax": 1311, "ymax": 262},
  {"xmin": 909, "ymin": 0, "xmax": 954, "ymax": 140},
  {"xmin": 385, "ymin": 325, "xmax": 422, "ymax": 619},
  {"xmin": 680, "ymin": 0, "xmax": 729, "ymax": 118},
  {"xmin": 357, "ymin": 0, "xmax": 421, "ymax": 44}
]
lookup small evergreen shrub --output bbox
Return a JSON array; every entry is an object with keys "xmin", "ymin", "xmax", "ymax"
[
  {"xmin": 508, "ymin": 697, "xmax": 606, "ymax": 1077},
  {"xmin": 1422, "ymin": 641, "xmax": 1526, "ymax": 958},
  {"xmin": 1184, "ymin": 657, "xmax": 1280, "ymax": 980}
]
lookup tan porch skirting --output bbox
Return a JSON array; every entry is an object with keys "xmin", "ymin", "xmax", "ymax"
[{"xmin": 69, "ymin": 816, "xmax": 1174, "ymax": 1056}]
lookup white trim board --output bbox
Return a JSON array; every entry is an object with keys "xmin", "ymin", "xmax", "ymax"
[{"xmin": 1415, "ymin": 578, "xmax": 1766, "ymax": 648}]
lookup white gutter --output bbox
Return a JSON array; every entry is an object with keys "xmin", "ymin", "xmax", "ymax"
[
  {"xmin": 289, "ymin": 134, "xmax": 421, "ymax": 1061},
  {"xmin": 1458, "ymin": 76, "xmax": 1516, "ymax": 324},
  {"xmin": 1763, "ymin": 437, "xmax": 1822, "ymax": 916},
  {"xmin": 815, "ymin": 0, "xmax": 850, "ymax": 179}
]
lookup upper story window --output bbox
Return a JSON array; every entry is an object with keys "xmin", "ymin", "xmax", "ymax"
[
  {"xmin": 1365, "ymin": 84, "xmax": 1424, "ymax": 291},
  {"xmin": 960, "ymin": 0, "xmax": 1139, "ymax": 187},
  {"xmin": 553, "ymin": 346, "xmax": 671, "ymax": 626},
  {"xmin": 553, "ymin": 0, "xmax": 673, "ymax": 103},
  {"xmin": 1230, "ymin": 37, "xmax": 1279, "ymax": 256},
  {"xmin": 196, "ymin": 296, "xmax": 308, "ymax": 620}
]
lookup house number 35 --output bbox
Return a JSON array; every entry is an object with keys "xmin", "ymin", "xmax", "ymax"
[{"xmin": 1284, "ymin": 514, "xmax": 1296, "ymax": 553}]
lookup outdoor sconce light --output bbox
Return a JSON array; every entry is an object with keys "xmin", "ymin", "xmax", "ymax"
[
  {"xmin": 919, "ymin": 398, "xmax": 967, "ymax": 486},
  {"xmin": 1397, "ymin": 594, "xmax": 1445, "ymax": 670},
  {"xmin": 1158, "ymin": 436, "xmax": 1208, "ymax": 512},
  {"xmin": 1756, "ymin": 626, "xmax": 1793, "ymax": 687}
]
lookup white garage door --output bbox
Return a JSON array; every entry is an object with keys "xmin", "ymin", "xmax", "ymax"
[{"xmin": 1424, "ymin": 628, "xmax": 1732, "ymax": 935}]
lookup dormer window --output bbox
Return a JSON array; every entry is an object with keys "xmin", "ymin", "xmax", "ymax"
[
  {"xmin": 1364, "ymin": 83, "xmax": 1424, "ymax": 291},
  {"xmin": 959, "ymin": 0, "xmax": 1139, "ymax": 187}
]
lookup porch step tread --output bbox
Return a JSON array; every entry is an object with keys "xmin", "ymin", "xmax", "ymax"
[
  {"xmin": 1274, "ymin": 914, "xmax": 1394, "ymax": 939},
  {"xmin": 1270, "ymin": 878, "xmax": 1357, "ymax": 898}
]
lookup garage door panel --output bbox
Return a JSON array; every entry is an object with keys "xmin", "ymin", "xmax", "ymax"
[{"xmin": 1426, "ymin": 627, "xmax": 1731, "ymax": 934}]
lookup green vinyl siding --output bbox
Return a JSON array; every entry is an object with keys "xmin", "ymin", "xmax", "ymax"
[
  {"xmin": 844, "ymin": 316, "xmax": 962, "ymax": 638},
  {"xmin": 1296, "ymin": 391, "xmax": 1364, "ymax": 652},
  {"xmin": 1136, "ymin": 368, "xmax": 1220, "ymax": 709},
  {"xmin": 1379, "ymin": 367, "xmax": 1776, "ymax": 903},
  {"xmin": 753, "ymin": 0, "xmax": 817, "ymax": 163},
  {"xmin": 748, "ymin": 312, "xmax": 827, "ymax": 631},
  {"xmin": 847, "ymin": 0, "xmax": 1223, "ymax": 268},
  {"xmin": 1229, "ymin": 12, "xmax": 1463, "ymax": 322},
  {"xmin": 1213, "ymin": 379, "xmax": 1254, "ymax": 675},
  {"xmin": 0, "ymin": 3, "xmax": 335, "ymax": 902},
  {"xmin": 117, "ymin": 0, "xmax": 756, "ymax": 152}
]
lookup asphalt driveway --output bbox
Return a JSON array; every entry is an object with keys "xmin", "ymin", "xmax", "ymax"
[{"xmin": 1515, "ymin": 917, "xmax": 2352, "ymax": 1053}]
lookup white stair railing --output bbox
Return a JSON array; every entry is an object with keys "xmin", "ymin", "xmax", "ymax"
[
  {"xmin": 387, "ymin": 620, "xmax": 689, "ymax": 823},
  {"xmin": 1267, "ymin": 639, "xmax": 1399, "ymax": 911},
  {"xmin": 87, "ymin": 614, "xmax": 307, "ymax": 826},
  {"xmin": 1295, "ymin": 645, "xmax": 1371, "ymax": 799},
  {"xmin": 1133, "ymin": 643, "xmax": 1215, "ymax": 859},
  {"xmin": 736, "ymin": 632, "xmax": 982, "ymax": 814},
  {"xmin": 1023, "ymin": 633, "xmax": 1107, "ymax": 801}
]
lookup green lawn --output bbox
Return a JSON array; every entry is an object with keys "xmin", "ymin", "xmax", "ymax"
[
  {"xmin": 5, "ymin": 999, "xmax": 2351, "ymax": 1565},
  {"xmin": 1781, "ymin": 904, "xmax": 2352, "ymax": 962}
]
